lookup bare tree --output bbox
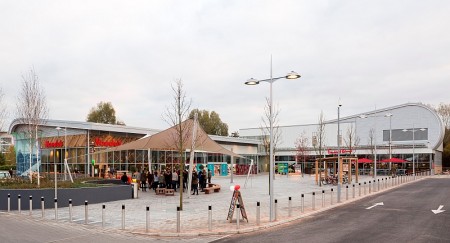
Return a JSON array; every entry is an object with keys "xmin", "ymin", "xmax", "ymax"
[
  {"xmin": 367, "ymin": 128, "xmax": 375, "ymax": 159},
  {"xmin": 312, "ymin": 111, "xmax": 326, "ymax": 158},
  {"xmin": 0, "ymin": 88, "xmax": 7, "ymax": 131},
  {"xmin": 163, "ymin": 79, "xmax": 191, "ymax": 210},
  {"xmin": 260, "ymin": 98, "xmax": 282, "ymax": 173},
  {"xmin": 344, "ymin": 123, "xmax": 360, "ymax": 155},
  {"xmin": 435, "ymin": 103, "xmax": 450, "ymax": 129},
  {"xmin": 16, "ymin": 68, "xmax": 48, "ymax": 184},
  {"xmin": 295, "ymin": 131, "xmax": 309, "ymax": 177}
]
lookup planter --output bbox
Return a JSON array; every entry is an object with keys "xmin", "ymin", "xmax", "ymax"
[{"xmin": 0, "ymin": 184, "xmax": 131, "ymax": 210}]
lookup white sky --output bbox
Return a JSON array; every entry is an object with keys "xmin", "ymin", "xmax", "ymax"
[{"xmin": 1, "ymin": 0, "xmax": 449, "ymax": 133}]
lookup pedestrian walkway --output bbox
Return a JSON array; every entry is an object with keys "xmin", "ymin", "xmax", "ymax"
[{"xmin": 6, "ymin": 172, "xmax": 433, "ymax": 237}]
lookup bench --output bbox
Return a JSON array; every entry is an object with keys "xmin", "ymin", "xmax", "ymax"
[
  {"xmin": 204, "ymin": 183, "xmax": 221, "ymax": 194},
  {"xmin": 165, "ymin": 189, "xmax": 175, "ymax": 196},
  {"xmin": 155, "ymin": 188, "xmax": 165, "ymax": 195}
]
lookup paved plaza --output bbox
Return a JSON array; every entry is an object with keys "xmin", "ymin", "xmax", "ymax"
[{"xmin": 3, "ymin": 172, "xmax": 432, "ymax": 238}]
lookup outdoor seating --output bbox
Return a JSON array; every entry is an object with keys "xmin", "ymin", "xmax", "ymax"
[
  {"xmin": 165, "ymin": 189, "xmax": 175, "ymax": 196},
  {"xmin": 204, "ymin": 183, "xmax": 221, "ymax": 194},
  {"xmin": 155, "ymin": 188, "xmax": 165, "ymax": 195}
]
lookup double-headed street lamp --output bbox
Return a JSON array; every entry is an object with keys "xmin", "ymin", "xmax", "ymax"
[
  {"xmin": 245, "ymin": 70, "xmax": 301, "ymax": 222},
  {"xmin": 55, "ymin": 127, "xmax": 67, "ymax": 199},
  {"xmin": 402, "ymin": 126, "xmax": 426, "ymax": 180},
  {"xmin": 385, "ymin": 113, "xmax": 393, "ymax": 171}
]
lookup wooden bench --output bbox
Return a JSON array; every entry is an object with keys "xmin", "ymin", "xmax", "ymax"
[
  {"xmin": 165, "ymin": 189, "xmax": 175, "ymax": 196},
  {"xmin": 204, "ymin": 183, "xmax": 221, "ymax": 194},
  {"xmin": 155, "ymin": 188, "xmax": 165, "ymax": 195}
]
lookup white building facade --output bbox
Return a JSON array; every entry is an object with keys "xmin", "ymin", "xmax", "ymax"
[{"xmin": 239, "ymin": 103, "xmax": 445, "ymax": 175}]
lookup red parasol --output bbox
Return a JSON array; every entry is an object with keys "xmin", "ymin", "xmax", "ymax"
[{"xmin": 358, "ymin": 158, "xmax": 373, "ymax": 163}]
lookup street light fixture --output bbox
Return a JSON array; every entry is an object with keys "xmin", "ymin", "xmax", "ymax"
[
  {"xmin": 385, "ymin": 113, "xmax": 393, "ymax": 172},
  {"xmin": 402, "ymin": 126, "xmax": 426, "ymax": 180},
  {"xmin": 358, "ymin": 114, "xmax": 378, "ymax": 179},
  {"xmin": 337, "ymin": 101, "xmax": 342, "ymax": 203},
  {"xmin": 245, "ymin": 70, "xmax": 301, "ymax": 222}
]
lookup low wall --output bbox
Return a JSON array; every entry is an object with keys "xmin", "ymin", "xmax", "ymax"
[{"xmin": 0, "ymin": 184, "xmax": 132, "ymax": 210}]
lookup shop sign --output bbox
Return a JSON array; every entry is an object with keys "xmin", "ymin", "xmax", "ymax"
[
  {"xmin": 327, "ymin": 149, "xmax": 352, "ymax": 154},
  {"xmin": 94, "ymin": 138, "xmax": 122, "ymax": 147},
  {"xmin": 44, "ymin": 140, "xmax": 64, "ymax": 148}
]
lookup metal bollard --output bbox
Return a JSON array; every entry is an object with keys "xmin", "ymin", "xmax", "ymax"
[
  {"xmin": 177, "ymin": 206, "xmax": 181, "ymax": 233},
  {"xmin": 18, "ymin": 195, "xmax": 21, "ymax": 214},
  {"xmin": 374, "ymin": 179, "xmax": 377, "ymax": 191},
  {"xmin": 378, "ymin": 179, "xmax": 380, "ymax": 191},
  {"xmin": 331, "ymin": 189, "xmax": 334, "ymax": 205},
  {"xmin": 69, "ymin": 199, "xmax": 73, "ymax": 222},
  {"xmin": 41, "ymin": 197, "xmax": 44, "ymax": 218},
  {"xmin": 369, "ymin": 181, "xmax": 371, "ymax": 194},
  {"xmin": 358, "ymin": 183, "xmax": 361, "ymax": 197},
  {"xmin": 289, "ymin": 197, "xmax": 292, "ymax": 216},
  {"xmin": 236, "ymin": 204, "xmax": 240, "ymax": 230},
  {"xmin": 363, "ymin": 182, "xmax": 366, "ymax": 195},
  {"xmin": 121, "ymin": 204, "xmax": 125, "ymax": 230},
  {"xmin": 301, "ymin": 194, "xmax": 304, "ymax": 213},
  {"xmin": 7, "ymin": 194, "xmax": 10, "ymax": 212},
  {"xmin": 146, "ymin": 206, "xmax": 150, "ymax": 232},
  {"xmin": 275, "ymin": 199, "xmax": 278, "ymax": 221},
  {"xmin": 102, "ymin": 204, "xmax": 105, "ymax": 228},
  {"xmin": 312, "ymin": 192, "xmax": 315, "ymax": 210},
  {"xmin": 321, "ymin": 191, "xmax": 325, "ymax": 208},
  {"xmin": 84, "ymin": 200, "xmax": 88, "ymax": 224},
  {"xmin": 208, "ymin": 205, "xmax": 212, "ymax": 231},
  {"xmin": 29, "ymin": 196, "xmax": 32, "ymax": 216},
  {"xmin": 352, "ymin": 185, "xmax": 355, "ymax": 199},
  {"xmin": 346, "ymin": 185, "xmax": 349, "ymax": 200},
  {"xmin": 54, "ymin": 198, "xmax": 57, "ymax": 220},
  {"xmin": 256, "ymin": 202, "xmax": 260, "ymax": 226}
]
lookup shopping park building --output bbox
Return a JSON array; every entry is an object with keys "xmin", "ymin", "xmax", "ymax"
[
  {"xmin": 239, "ymin": 103, "xmax": 445, "ymax": 175},
  {"xmin": 8, "ymin": 103, "xmax": 445, "ymax": 177}
]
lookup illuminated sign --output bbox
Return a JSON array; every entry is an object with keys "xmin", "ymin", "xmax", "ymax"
[
  {"xmin": 94, "ymin": 138, "xmax": 122, "ymax": 147},
  {"xmin": 44, "ymin": 140, "xmax": 64, "ymax": 148},
  {"xmin": 327, "ymin": 149, "xmax": 352, "ymax": 154}
]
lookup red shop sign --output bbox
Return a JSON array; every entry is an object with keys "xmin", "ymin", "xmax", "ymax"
[
  {"xmin": 327, "ymin": 149, "xmax": 352, "ymax": 154},
  {"xmin": 94, "ymin": 138, "xmax": 122, "ymax": 147},
  {"xmin": 44, "ymin": 140, "xmax": 64, "ymax": 148}
]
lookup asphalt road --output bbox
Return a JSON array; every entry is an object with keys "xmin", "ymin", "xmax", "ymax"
[{"xmin": 213, "ymin": 178, "xmax": 450, "ymax": 243}]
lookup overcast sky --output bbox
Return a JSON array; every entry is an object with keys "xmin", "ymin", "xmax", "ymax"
[{"xmin": 1, "ymin": 0, "xmax": 449, "ymax": 134}]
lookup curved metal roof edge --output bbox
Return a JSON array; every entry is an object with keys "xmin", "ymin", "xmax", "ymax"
[
  {"xmin": 9, "ymin": 118, "xmax": 160, "ymax": 135},
  {"xmin": 239, "ymin": 103, "xmax": 444, "ymax": 150}
]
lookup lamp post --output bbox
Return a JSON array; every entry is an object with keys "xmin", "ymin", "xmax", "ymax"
[
  {"xmin": 385, "ymin": 113, "xmax": 393, "ymax": 172},
  {"xmin": 402, "ymin": 126, "xmax": 426, "ymax": 180},
  {"xmin": 245, "ymin": 70, "xmax": 300, "ymax": 222},
  {"xmin": 337, "ymin": 102, "xmax": 342, "ymax": 203},
  {"xmin": 359, "ymin": 114, "xmax": 378, "ymax": 180},
  {"xmin": 55, "ymin": 127, "xmax": 62, "ymax": 199}
]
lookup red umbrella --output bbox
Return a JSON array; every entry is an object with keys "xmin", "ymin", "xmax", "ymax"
[
  {"xmin": 358, "ymin": 158, "xmax": 373, "ymax": 163},
  {"xmin": 380, "ymin": 158, "xmax": 408, "ymax": 163}
]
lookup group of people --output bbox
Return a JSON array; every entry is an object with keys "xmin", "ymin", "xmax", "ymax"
[
  {"xmin": 120, "ymin": 168, "xmax": 212, "ymax": 195},
  {"xmin": 190, "ymin": 168, "xmax": 211, "ymax": 195}
]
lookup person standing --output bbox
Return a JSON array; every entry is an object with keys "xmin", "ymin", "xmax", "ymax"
[
  {"xmin": 152, "ymin": 171, "xmax": 159, "ymax": 190},
  {"xmin": 207, "ymin": 169, "xmax": 212, "ymax": 184},
  {"xmin": 172, "ymin": 170, "xmax": 178, "ymax": 192},
  {"xmin": 198, "ymin": 170, "xmax": 204, "ymax": 191},
  {"xmin": 140, "ymin": 170, "xmax": 147, "ymax": 191},
  {"xmin": 121, "ymin": 172, "xmax": 128, "ymax": 184},
  {"xmin": 147, "ymin": 171, "xmax": 154, "ymax": 190},
  {"xmin": 202, "ymin": 169, "xmax": 207, "ymax": 190},
  {"xmin": 191, "ymin": 170, "xmax": 199, "ymax": 195}
]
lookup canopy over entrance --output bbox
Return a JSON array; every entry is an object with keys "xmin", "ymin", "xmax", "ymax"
[
  {"xmin": 380, "ymin": 158, "xmax": 408, "ymax": 163},
  {"xmin": 103, "ymin": 119, "xmax": 242, "ymax": 158}
]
